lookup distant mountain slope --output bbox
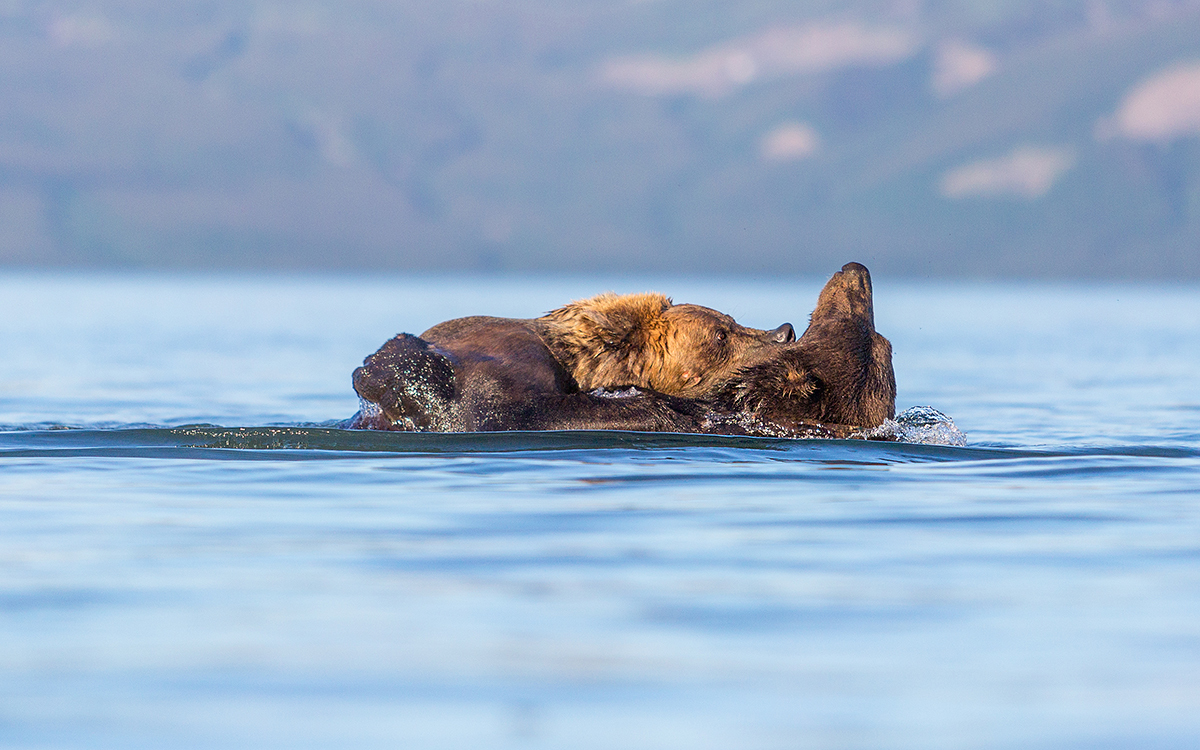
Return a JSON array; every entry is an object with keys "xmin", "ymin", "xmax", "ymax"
[{"xmin": 1, "ymin": 0, "xmax": 1199, "ymax": 277}]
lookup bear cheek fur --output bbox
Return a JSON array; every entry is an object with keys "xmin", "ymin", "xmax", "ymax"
[
  {"xmin": 650, "ymin": 306, "xmax": 772, "ymax": 398},
  {"xmin": 643, "ymin": 325, "xmax": 708, "ymax": 396}
]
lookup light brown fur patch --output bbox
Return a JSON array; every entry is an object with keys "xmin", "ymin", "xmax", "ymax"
[{"xmin": 538, "ymin": 292, "xmax": 780, "ymax": 398}]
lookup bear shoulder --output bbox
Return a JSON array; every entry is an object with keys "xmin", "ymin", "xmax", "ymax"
[{"xmin": 536, "ymin": 292, "xmax": 674, "ymax": 391}]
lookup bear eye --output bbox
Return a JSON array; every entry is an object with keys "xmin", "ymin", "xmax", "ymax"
[{"xmin": 715, "ymin": 329, "xmax": 727, "ymax": 342}]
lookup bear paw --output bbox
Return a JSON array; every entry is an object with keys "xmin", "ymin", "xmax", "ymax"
[{"xmin": 351, "ymin": 334, "xmax": 458, "ymax": 430}]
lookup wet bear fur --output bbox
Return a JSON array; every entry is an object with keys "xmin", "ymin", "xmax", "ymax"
[
  {"xmin": 414, "ymin": 292, "xmax": 796, "ymax": 401},
  {"xmin": 349, "ymin": 263, "xmax": 894, "ymax": 438},
  {"xmin": 715, "ymin": 261, "xmax": 895, "ymax": 431},
  {"xmin": 350, "ymin": 290, "xmax": 794, "ymax": 432}
]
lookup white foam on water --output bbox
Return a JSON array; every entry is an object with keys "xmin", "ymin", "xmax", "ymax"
[
  {"xmin": 859, "ymin": 405, "xmax": 968, "ymax": 446},
  {"xmin": 590, "ymin": 387, "xmax": 645, "ymax": 399}
]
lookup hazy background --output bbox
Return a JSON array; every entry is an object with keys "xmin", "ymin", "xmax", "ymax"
[{"xmin": 2, "ymin": 0, "xmax": 1200, "ymax": 278}]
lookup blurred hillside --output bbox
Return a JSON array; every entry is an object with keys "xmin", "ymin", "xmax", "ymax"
[{"xmin": 2, "ymin": 0, "xmax": 1200, "ymax": 278}]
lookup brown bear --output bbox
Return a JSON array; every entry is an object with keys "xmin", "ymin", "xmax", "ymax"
[
  {"xmin": 414, "ymin": 292, "xmax": 797, "ymax": 401},
  {"xmin": 716, "ymin": 260, "xmax": 895, "ymax": 431},
  {"xmin": 348, "ymin": 263, "xmax": 894, "ymax": 438}
]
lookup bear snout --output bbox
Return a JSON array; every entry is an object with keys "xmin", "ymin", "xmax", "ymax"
[
  {"xmin": 768, "ymin": 323, "xmax": 796, "ymax": 343},
  {"xmin": 808, "ymin": 262, "xmax": 876, "ymax": 330},
  {"xmin": 839, "ymin": 262, "xmax": 870, "ymax": 282}
]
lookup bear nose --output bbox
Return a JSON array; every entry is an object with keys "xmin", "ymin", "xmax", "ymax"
[{"xmin": 769, "ymin": 323, "xmax": 795, "ymax": 343}]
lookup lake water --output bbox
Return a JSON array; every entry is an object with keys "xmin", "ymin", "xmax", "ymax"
[{"xmin": 1, "ymin": 273, "xmax": 1198, "ymax": 749}]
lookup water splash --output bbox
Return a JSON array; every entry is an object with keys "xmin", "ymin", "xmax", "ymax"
[{"xmin": 858, "ymin": 406, "xmax": 967, "ymax": 446}]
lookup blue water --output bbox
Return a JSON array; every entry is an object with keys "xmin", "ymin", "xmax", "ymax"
[{"xmin": 1, "ymin": 273, "xmax": 1198, "ymax": 749}]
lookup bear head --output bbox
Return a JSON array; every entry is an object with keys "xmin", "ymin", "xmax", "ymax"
[
  {"xmin": 541, "ymin": 292, "xmax": 795, "ymax": 398},
  {"xmin": 715, "ymin": 263, "xmax": 896, "ymax": 429}
]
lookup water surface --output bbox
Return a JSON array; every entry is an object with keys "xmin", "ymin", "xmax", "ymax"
[{"xmin": 1, "ymin": 274, "xmax": 1198, "ymax": 749}]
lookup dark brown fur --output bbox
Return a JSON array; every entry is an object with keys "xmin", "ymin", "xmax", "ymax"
[
  {"xmin": 417, "ymin": 292, "xmax": 796, "ymax": 400},
  {"xmin": 716, "ymin": 262, "xmax": 896, "ymax": 429},
  {"xmin": 348, "ymin": 263, "xmax": 895, "ymax": 438}
]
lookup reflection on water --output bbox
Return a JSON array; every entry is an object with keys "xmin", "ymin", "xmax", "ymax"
[{"xmin": 1, "ymin": 274, "xmax": 1199, "ymax": 749}]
